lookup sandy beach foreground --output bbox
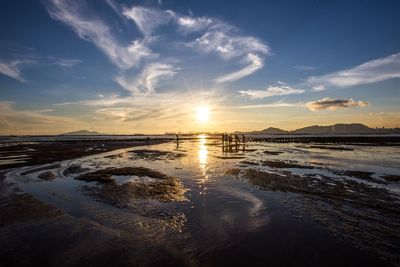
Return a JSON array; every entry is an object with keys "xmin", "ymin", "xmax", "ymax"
[{"xmin": 0, "ymin": 135, "xmax": 399, "ymax": 267}]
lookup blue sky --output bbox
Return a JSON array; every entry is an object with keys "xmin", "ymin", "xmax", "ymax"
[{"xmin": 0, "ymin": 0, "xmax": 399, "ymax": 134}]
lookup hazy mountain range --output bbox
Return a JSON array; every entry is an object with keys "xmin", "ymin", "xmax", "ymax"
[
  {"xmin": 239, "ymin": 123, "xmax": 399, "ymax": 135},
  {"xmin": 61, "ymin": 130, "xmax": 104, "ymax": 136}
]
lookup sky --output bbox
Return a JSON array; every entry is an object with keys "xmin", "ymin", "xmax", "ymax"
[{"xmin": 0, "ymin": 0, "xmax": 400, "ymax": 134}]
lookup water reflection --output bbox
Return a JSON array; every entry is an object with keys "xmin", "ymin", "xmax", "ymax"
[
  {"xmin": 197, "ymin": 134, "xmax": 209, "ymax": 194},
  {"xmin": 198, "ymin": 134, "xmax": 208, "ymax": 167}
]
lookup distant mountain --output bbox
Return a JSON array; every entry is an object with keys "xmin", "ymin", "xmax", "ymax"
[
  {"xmin": 293, "ymin": 123, "xmax": 376, "ymax": 134},
  {"xmin": 61, "ymin": 130, "xmax": 104, "ymax": 136},
  {"xmin": 247, "ymin": 127, "xmax": 288, "ymax": 135},
  {"xmin": 244, "ymin": 123, "xmax": 396, "ymax": 135}
]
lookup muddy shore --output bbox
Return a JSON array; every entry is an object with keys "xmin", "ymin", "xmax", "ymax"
[{"xmin": 0, "ymin": 139, "xmax": 168, "ymax": 171}]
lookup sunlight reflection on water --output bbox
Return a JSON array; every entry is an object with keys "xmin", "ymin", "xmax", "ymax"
[{"xmin": 197, "ymin": 134, "xmax": 209, "ymax": 194}]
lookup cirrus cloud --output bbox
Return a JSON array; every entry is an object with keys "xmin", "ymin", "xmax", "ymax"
[
  {"xmin": 239, "ymin": 85, "xmax": 304, "ymax": 99},
  {"xmin": 115, "ymin": 63, "xmax": 179, "ymax": 95},
  {"xmin": 45, "ymin": 0, "xmax": 155, "ymax": 70},
  {"xmin": 308, "ymin": 52, "xmax": 400, "ymax": 88}
]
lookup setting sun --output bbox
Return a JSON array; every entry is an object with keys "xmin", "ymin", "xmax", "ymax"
[{"xmin": 196, "ymin": 106, "xmax": 210, "ymax": 123}]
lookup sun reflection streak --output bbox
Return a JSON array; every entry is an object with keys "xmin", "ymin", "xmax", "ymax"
[
  {"xmin": 198, "ymin": 135, "xmax": 208, "ymax": 166},
  {"xmin": 198, "ymin": 134, "xmax": 209, "ymax": 194}
]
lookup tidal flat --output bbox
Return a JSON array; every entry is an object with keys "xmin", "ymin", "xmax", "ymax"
[{"xmin": 0, "ymin": 135, "xmax": 399, "ymax": 266}]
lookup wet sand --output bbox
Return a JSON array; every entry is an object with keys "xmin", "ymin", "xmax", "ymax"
[{"xmin": 0, "ymin": 136, "xmax": 399, "ymax": 266}]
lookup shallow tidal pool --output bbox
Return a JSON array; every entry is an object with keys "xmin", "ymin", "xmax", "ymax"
[{"xmin": 2, "ymin": 136, "xmax": 400, "ymax": 266}]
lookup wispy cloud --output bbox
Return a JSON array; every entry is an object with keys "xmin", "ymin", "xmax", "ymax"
[
  {"xmin": 239, "ymin": 85, "xmax": 304, "ymax": 99},
  {"xmin": 116, "ymin": 63, "xmax": 179, "ymax": 95},
  {"xmin": 123, "ymin": 6, "xmax": 171, "ymax": 39},
  {"xmin": 235, "ymin": 102, "xmax": 300, "ymax": 109},
  {"xmin": 312, "ymin": 85, "xmax": 325, "ymax": 92},
  {"xmin": 189, "ymin": 30, "xmax": 269, "ymax": 83},
  {"xmin": 308, "ymin": 52, "xmax": 400, "ymax": 88},
  {"xmin": 45, "ymin": 0, "xmax": 155, "ymax": 70},
  {"xmin": 175, "ymin": 15, "xmax": 213, "ymax": 34},
  {"xmin": 51, "ymin": 58, "xmax": 82, "ymax": 68},
  {"xmin": 215, "ymin": 53, "xmax": 264, "ymax": 83},
  {"xmin": 45, "ymin": 1, "xmax": 270, "ymax": 86},
  {"xmin": 305, "ymin": 97, "xmax": 369, "ymax": 111},
  {"xmin": 0, "ymin": 60, "xmax": 27, "ymax": 82}
]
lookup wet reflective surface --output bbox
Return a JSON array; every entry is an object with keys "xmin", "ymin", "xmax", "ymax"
[{"xmin": 2, "ymin": 136, "xmax": 400, "ymax": 266}]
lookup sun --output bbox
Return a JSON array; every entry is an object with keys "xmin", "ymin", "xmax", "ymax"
[{"xmin": 196, "ymin": 106, "xmax": 210, "ymax": 123}]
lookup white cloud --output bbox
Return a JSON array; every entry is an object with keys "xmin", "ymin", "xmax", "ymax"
[
  {"xmin": 0, "ymin": 60, "xmax": 26, "ymax": 82},
  {"xmin": 305, "ymin": 97, "xmax": 369, "ymax": 111},
  {"xmin": 215, "ymin": 53, "xmax": 264, "ymax": 83},
  {"xmin": 45, "ymin": 0, "xmax": 154, "ymax": 70},
  {"xmin": 0, "ymin": 59, "xmax": 35, "ymax": 82},
  {"xmin": 123, "ymin": 6, "xmax": 171, "ymax": 39},
  {"xmin": 308, "ymin": 52, "xmax": 400, "ymax": 87},
  {"xmin": 187, "ymin": 27, "xmax": 269, "ymax": 84},
  {"xmin": 312, "ymin": 85, "xmax": 325, "ymax": 92},
  {"xmin": 176, "ymin": 16, "xmax": 213, "ymax": 34},
  {"xmin": 116, "ymin": 63, "xmax": 179, "ymax": 95},
  {"xmin": 45, "ymin": 2, "xmax": 270, "ymax": 87},
  {"xmin": 190, "ymin": 31, "xmax": 268, "ymax": 60},
  {"xmin": 239, "ymin": 85, "xmax": 304, "ymax": 99}
]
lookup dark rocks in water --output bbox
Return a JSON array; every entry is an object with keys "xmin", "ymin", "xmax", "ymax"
[
  {"xmin": 82, "ymin": 177, "xmax": 187, "ymax": 204},
  {"xmin": 263, "ymin": 150, "xmax": 282, "ymax": 155},
  {"xmin": 20, "ymin": 164, "xmax": 61, "ymax": 176},
  {"xmin": 226, "ymin": 168, "xmax": 241, "ymax": 176},
  {"xmin": 309, "ymin": 145, "xmax": 354, "ymax": 151},
  {"xmin": 38, "ymin": 171, "xmax": 56, "ymax": 181},
  {"xmin": 240, "ymin": 160, "xmax": 259, "ymax": 166},
  {"xmin": 129, "ymin": 149, "xmax": 185, "ymax": 160},
  {"xmin": 261, "ymin": 160, "xmax": 314, "ymax": 169},
  {"xmin": 342, "ymin": 170, "xmax": 375, "ymax": 180},
  {"xmin": 235, "ymin": 168, "xmax": 400, "ymax": 263},
  {"xmin": 79, "ymin": 167, "xmax": 187, "ymax": 203},
  {"xmin": 335, "ymin": 170, "xmax": 387, "ymax": 184},
  {"xmin": 243, "ymin": 149, "xmax": 258, "ymax": 152},
  {"xmin": 238, "ymin": 168, "xmax": 397, "ymax": 212},
  {"xmin": 214, "ymin": 156, "xmax": 247, "ymax": 160},
  {"xmin": 63, "ymin": 164, "xmax": 89, "ymax": 176},
  {"xmin": 381, "ymin": 174, "xmax": 400, "ymax": 182},
  {"xmin": 0, "ymin": 139, "xmax": 168, "ymax": 171},
  {"xmin": 76, "ymin": 167, "xmax": 168, "ymax": 183}
]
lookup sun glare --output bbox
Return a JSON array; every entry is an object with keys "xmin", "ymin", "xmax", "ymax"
[{"xmin": 196, "ymin": 106, "xmax": 210, "ymax": 123}]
